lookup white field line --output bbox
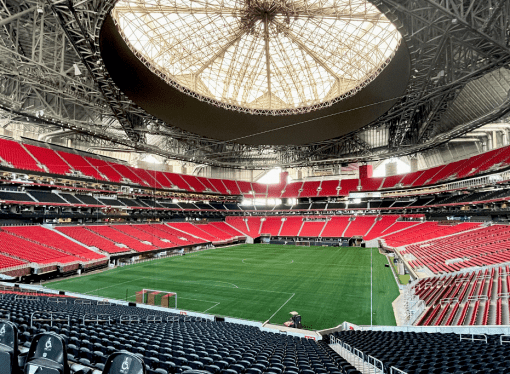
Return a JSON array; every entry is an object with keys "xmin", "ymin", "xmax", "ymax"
[
  {"xmin": 242, "ymin": 258, "xmax": 294, "ymax": 265},
  {"xmin": 267, "ymin": 293, "xmax": 295, "ymax": 322},
  {"xmin": 203, "ymin": 302, "xmax": 221, "ymax": 313},
  {"xmin": 82, "ymin": 276, "xmax": 149, "ymax": 295},
  {"xmin": 146, "ymin": 277, "xmax": 239, "ymax": 289}
]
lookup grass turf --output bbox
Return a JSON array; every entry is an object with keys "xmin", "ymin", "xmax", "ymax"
[{"xmin": 46, "ymin": 244, "xmax": 399, "ymax": 329}]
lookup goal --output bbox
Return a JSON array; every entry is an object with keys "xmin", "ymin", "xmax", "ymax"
[
  {"xmin": 296, "ymin": 241, "xmax": 311, "ymax": 247},
  {"xmin": 135, "ymin": 289, "xmax": 177, "ymax": 308}
]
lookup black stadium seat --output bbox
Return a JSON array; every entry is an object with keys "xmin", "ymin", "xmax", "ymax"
[
  {"xmin": 102, "ymin": 351, "xmax": 146, "ymax": 374},
  {"xmin": 23, "ymin": 332, "xmax": 70, "ymax": 374},
  {"xmin": 0, "ymin": 321, "xmax": 20, "ymax": 374}
]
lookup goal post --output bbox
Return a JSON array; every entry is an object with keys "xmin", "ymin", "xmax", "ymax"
[
  {"xmin": 296, "ymin": 241, "xmax": 311, "ymax": 247},
  {"xmin": 136, "ymin": 289, "xmax": 177, "ymax": 309}
]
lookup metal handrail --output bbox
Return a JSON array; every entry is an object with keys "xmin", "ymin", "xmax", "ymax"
[
  {"xmin": 460, "ymin": 334, "xmax": 487, "ymax": 343},
  {"xmin": 82, "ymin": 314, "xmax": 112, "ymax": 325},
  {"xmin": 14, "ymin": 295, "xmax": 39, "ymax": 301},
  {"xmin": 30, "ymin": 311, "xmax": 70, "ymax": 327},
  {"xmin": 74, "ymin": 299, "xmax": 92, "ymax": 305},
  {"xmin": 390, "ymin": 366, "xmax": 408, "ymax": 374},
  {"xmin": 119, "ymin": 315, "xmax": 141, "ymax": 324},
  {"xmin": 500, "ymin": 335, "xmax": 510, "ymax": 345},
  {"xmin": 47, "ymin": 298, "xmax": 68, "ymax": 304},
  {"xmin": 367, "ymin": 355, "xmax": 384, "ymax": 374},
  {"xmin": 145, "ymin": 315, "xmax": 162, "ymax": 323}
]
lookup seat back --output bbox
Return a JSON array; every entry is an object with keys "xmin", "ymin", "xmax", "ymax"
[
  {"xmin": 102, "ymin": 351, "xmax": 146, "ymax": 374},
  {"xmin": 24, "ymin": 332, "xmax": 70, "ymax": 374},
  {"xmin": 0, "ymin": 321, "xmax": 19, "ymax": 374}
]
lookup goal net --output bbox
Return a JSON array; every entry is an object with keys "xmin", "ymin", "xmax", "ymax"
[
  {"xmin": 296, "ymin": 241, "xmax": 311, "ymax": 247},
  {"xmin": 136, "ymin": 289, "xmax": 177, "ymax": 309}
]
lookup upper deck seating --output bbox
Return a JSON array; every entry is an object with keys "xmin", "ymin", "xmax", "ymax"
[
  {"xmin": 23, "ymin": 145, "xmax": 71, "ymax": 175},
  {"xmin": 57, "ymin": 152, "xmax": 105, "ymax": 180},
  {"xmin": 0, "ymin": 138, "xmax": 43, "ymax": 172},
  {"xmin": 281, "ymin": 182, "xmax": 303, "ymax": 198},
  {"xmin": 109, "ymin": 163, "xmax": 149, "ymax": 186},
  {"xmin": 85, "ymin": 157, "xmax": 125, "ymax": 183},
  {"xmin": 360, "ymin": 178, "xmax": 384, "ymax": 191},
  {"xmin": 164, "ymin": 173, "xmax": 190, "ymax": 190},
  {"xmin": 180, "ymin": 175, "xmax": 206, "ymax": 192},
  {"xmin": 209, "ymin": 178, "xmax": 229, "ymax": 195},
  {"xmin": 300, "ymin": 181, "xmax": 320, "ymax": 197},
  {"xmin": 338, "ymin": 179, "xmax": 359, "ymax": 196},
  {"xmin": 380, "ymin": 175, "xmax": 403, "ymax": 189},
  {"xmin": 318, "ymin": 180, "xmax": 340, "ymax": 196},
  {"xmin": 222, "ymin": 179, "xmax": 242, "ymax": 195}
]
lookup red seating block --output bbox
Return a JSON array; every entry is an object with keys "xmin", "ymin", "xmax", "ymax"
[
  {"xmin": 3, "ymin": 226, "xmax": 105, "ymax": 260},
  {"xmin": 57, "ymin": 152, "xmax": 105, "ymax": 180},
  {"xmin": 56, "ymin": 226, "xmax": 129, "ymax": 253},
  {"xmin": 24, "ymin": 145, "xmax": 71, "ymax": 175},
  {"xmin": 0, "ymin": 139, "xmax": 43, "ymax": 172}
]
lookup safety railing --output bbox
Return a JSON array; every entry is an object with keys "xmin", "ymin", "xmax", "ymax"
[
  {"xmin": 366, "ymin": 355, "xmax": 384, "ymax": 374},
  {"xmin": 30, "ymin": 311, "xmax": 70, "ymax": 327},
  {"xmin": 390, "ymin": 366, "xmax": 408, "ymax": 374},
  {"xmin": 14, "ymin": 295, "xmax": 39, "ymax": 301},
  {"xmin": 74, "ymin": 299, "xmax": 92, "ymax": 305},
  {"xmin": 47, "ymin": 297, "xmax": 68, "ymax": 304},
  {"xmin": 119, "ymin": 315, "xmax": 141, "ymax": 324},
  {"xmin": 500, "ymin": 335, "xmax": 510, "ymax": 345},
  {"xmin": 145, "ymin": 315, "xmax": 162, "ymax": 323},
  {"xmin": 459, "ymin": 334, "xmax": 487, "ymax": 343},
  {"xmin": 82, "ymin": 314, "xmax": 112, "ymax": 325},
  {"xmin": 329, "ymin": 336, "xmax": 395, "ymax": 374}
]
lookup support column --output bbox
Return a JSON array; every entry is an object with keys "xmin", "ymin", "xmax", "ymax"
[
  {"xmin": 359, "ymin": 164, "xmax": 373, "ymax": 179},
  {"xmin": 410, "ymin": 157, "xmax": 419, "ymax": 172},
  {"xmin": 385, "ymin": 162, "xmax": 397, "ymax": 176}
]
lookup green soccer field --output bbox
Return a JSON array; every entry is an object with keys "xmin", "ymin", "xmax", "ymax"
[{"xmin": 45, "ymin": 244, "xmax": 399, "ymax": 329}]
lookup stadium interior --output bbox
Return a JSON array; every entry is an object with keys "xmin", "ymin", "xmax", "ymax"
[{"xmin": 1, "ymin": 0, "xmax": 510, "ymax": 373}]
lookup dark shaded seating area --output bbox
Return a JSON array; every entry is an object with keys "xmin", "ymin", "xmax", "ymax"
[
  {"xmin": 1, "ymin": 293, "xmax": 354, "ymax": 374},
  {"xmin": 331, "ymin": 330, "xmax": 510, "ymax": 374}
]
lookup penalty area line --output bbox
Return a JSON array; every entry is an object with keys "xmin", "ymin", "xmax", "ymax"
[
  {"xmin": 267, "ymin": 293, "xmax": 295, "ymax": 322},
  {"xmin": 203, "ymin": 302, "xmax": 221, "ymax": 313},
  {"xmin": 81, "ymin": 276, "xmax": 149, "ymax": 296}
]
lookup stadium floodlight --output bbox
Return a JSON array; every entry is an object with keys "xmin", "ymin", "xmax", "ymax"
[{"xmin": 111, "ymin": 0, "xmax": 401, "ymax": 115}]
